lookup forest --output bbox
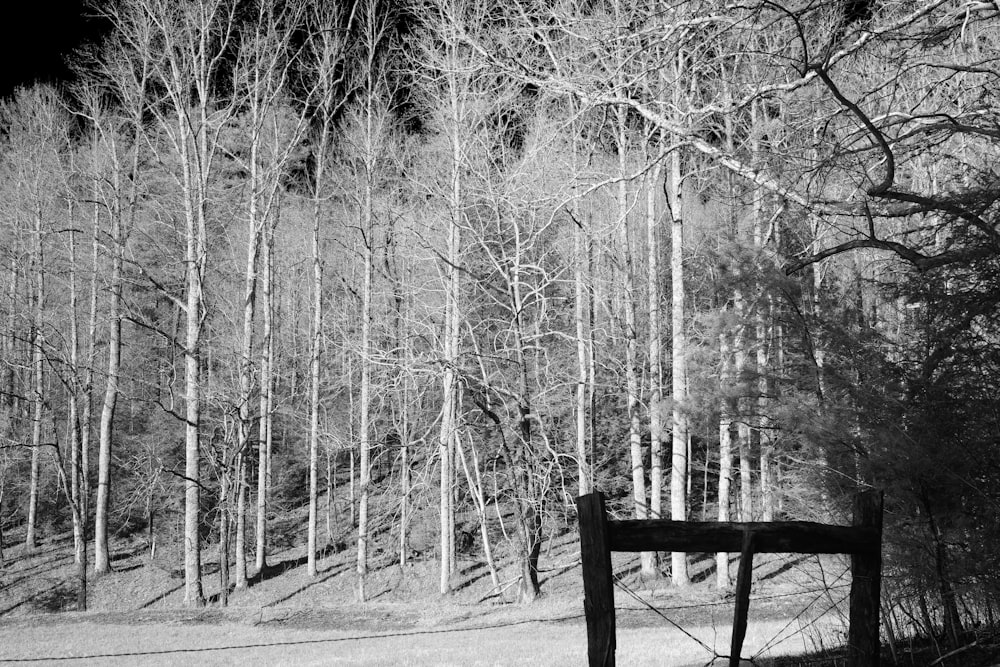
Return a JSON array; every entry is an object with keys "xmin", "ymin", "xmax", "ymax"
[{"xmin": 0, "ymin": 0, "xmax": 998, "ymax": 650}]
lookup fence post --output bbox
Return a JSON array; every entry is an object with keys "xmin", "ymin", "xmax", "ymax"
[
  {"xmin": 578, "ymin": 492, "xmax": 615, "ymax": 667},
  {"xmin": 729, "ymin": 530, "xmax": 755, "ymax": 667},
  {"xmin": 848, "ymin": 490, "xmax": 884, "ymax": 667}
]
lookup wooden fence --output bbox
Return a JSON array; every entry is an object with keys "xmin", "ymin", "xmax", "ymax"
[{"xmin": 577, "ymin": 490, "xmax": 883, "ymax": 667}]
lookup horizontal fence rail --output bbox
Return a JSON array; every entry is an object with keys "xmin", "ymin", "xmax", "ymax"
[{"xmin": 608, "ymin": 519, "xmax": 880, "ymax": 555}]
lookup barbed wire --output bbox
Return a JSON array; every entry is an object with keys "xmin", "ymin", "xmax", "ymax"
[
  {"xmin": 752, "ymin": 568, "xmax": 852, "ymax": 659},
  {"xmin": 608, "ymin": 559, "xmax": 855, "ymax": 665},
  {"xmin": 612, "ymin": 575, "xmax": 720, "ymax": 659},
  {"xmin": 612, "ymin": 581, "xmax": 853, "ymax": 615}
]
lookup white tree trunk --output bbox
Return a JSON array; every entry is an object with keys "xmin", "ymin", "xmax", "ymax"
[
  {"xmin": 25, "ymin": 205, "xmax": 44, "ymax": 552},
  {"xmin": 614, "ymin": 110, "xmax": 652, "ymax": 578},
  {"xmin": 256, "ymin": 231, "xmax": 274, "ymax": 573},
  {"xmin": 307, "ymin": 200, "xmax": 323, "ymax": 579},
  {"xmin": 67, "ymin": 191, "xmax": 90, "ymax": 608},
  {"xmin": 717, "ymin": 331, "xmax": 733, "ymax": 590},
  {"xmin": 572, "ymin": 114, "xmax": 592, "ymax": 497},
  {"xmin": 668, "ymin": 146, "xmax": 689, "ymax": 586},
  {"xmin": 356, "ymin": 190, "xmax": 374, "ymax": 601},
  {"xmin": 647, "ymin": 166, "xmax": 664, "ymax": 525},
  {"xmin": 437, "ymin": 33, "xmax": 465, "ymax": 594}
]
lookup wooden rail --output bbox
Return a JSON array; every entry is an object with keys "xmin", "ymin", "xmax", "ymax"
[{"xmin": 577, "ymin": 490, "xmax": 883, "ymax": 667}]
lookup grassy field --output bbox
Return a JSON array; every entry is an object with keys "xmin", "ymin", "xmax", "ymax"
[
  {"xmin": 0, "ymin": 512, "xmax": 855, "ymax": 666},
  {"xmin": 0, "ymin": 609, "xmax": 841, "ymax": 666}
]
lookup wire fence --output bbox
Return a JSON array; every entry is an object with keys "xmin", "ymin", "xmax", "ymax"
[{"xmin": 608, "ymin": 553, "xmax": 854, "ymax": 667}]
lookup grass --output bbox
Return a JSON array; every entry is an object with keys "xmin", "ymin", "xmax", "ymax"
[
  {"xmin": 0, "ymin": 503, "xmax": 944, "ymax": 666},
  {"xmin": 0, "ymin": 612, "xmax": 846, "ymax": 666}
]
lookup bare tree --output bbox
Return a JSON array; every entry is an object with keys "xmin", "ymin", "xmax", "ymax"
[
  {"xmin": 225, "ymin": 0, "xmax": 310, "ymax": 594},
  {"xmin": 301, "ymin": 0, "xmax": 355, "ymax": 580},
  {"xmin": 72, "ymin": 56, "xmax": 150, "ymax": 574},
  {"xmin": 412, "ymin": 0, "xmax": 491, "ymax": 595},
  {"xmin": 100, "ymin": 0, "xmax": 241, "ymax": 605},
  {"xmin": 337, "ymin": 0, "xmax": 399, "ymax": 600},
  {"xmin": 64, "ymin": 160, "xmax": 90, "ymax": 608},
  {"xmin": 0, "ymin": 87, "xmax": 68, "ymax": 552}
]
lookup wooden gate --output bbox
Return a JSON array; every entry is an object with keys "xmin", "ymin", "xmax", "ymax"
[{"xmin": 577, "ymin": 490, "xmax": 883, "ymax": 667}]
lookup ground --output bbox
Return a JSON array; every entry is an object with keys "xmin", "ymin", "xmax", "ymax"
[{"xmin": 0, "ymin": 516, "xmax": 866, "ymax": 666}]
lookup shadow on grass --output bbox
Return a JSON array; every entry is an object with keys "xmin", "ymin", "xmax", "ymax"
[
  {"xmin": 113, "ymin": 563, "xmax": 146, "ymax": 574},
  {"xmin": 539, "ymin": 560, "xmax": 580, "ymax": 587},
  {"xmin": 612, "ymin": 557, "xmax": 642, "ymax": 581},
  {"xmin": 261, "ymin": 560, "xmax": 354, "ymax": 607},
  {"xmin": 247, "ymin": 543, "xmax": 342, "ymax": 588},
  {"xmin": 110, "ymin": 543, "xmax": 149, "ymax": 563},
  {"xmin": 0, "ymin": 552, "xmax": 78, "ymax": 599},
  {"xmin": 758, "ymin": 554, "xmax": 811, "ymax": 582},
  {"xmin": 451, "ymin": 561, "xmax": 492, "ymax": 593},
  {"xmin": 2, "ymin": 550, "xmax": 76, "ymax": 581},
  {"xmin": 690, "ymin": 560, "xmax": 718, "ymax": 584},
  {"xmin": 137, "ymin": 582, "xmax": 186, "ymax": 609},
  {"xmin": 204, "ymin": 550, "xmax": 339, "ymax": 606},
  {"xmin": 0, "ymin": 580, "xmax": 69, "ymax": 616}
]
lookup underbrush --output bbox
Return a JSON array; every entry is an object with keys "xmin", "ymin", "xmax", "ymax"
[{"xmin": 766, "ymin": 628, "xmax": 1000, "ymax": 667}]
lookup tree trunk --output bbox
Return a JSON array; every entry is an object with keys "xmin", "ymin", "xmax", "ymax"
[
  {"xmin": 68, "ymin": 199, "xmax": 82, "ymax": 564},
  {"xmin": 751, "ymin": 104, "xmax": 774, "ymax": 523},
  {"xmin": 256, "ymin": 230, "xmax": 275, "ymax": 573},
  {"xmin": 511, "ymin": 239, "xmax": 544, "ymax": 603},
  {"xmin": 179, "ymin": 102, "xmax": 207, "ymax": 608},
  {"xmin": 457, "ymin": 435, "xmax": 500, "ymax": 594},
  {"xmin": 234, "ymin": 452, "xmax": 247, "ymax": 588},
  {"xmin": 738, "ymin": 414, "xmax": 753, "ymax": 521},
  {"xmin": 306, "ymin": 283, "xmax": 321, "ymax": 579},
  {"xmin": 307, "ymin": 146, "xmax": 325, "ymax": 579},
  {"xmin": 67, "ymin": 198, "xmax": 89, "ymax": 609},
  {"xmin": 326, "ymin": 450, "xmax": 335, "ymax": 544},
  {"xmin": 644, "ymin": 159, "xmax": 667, "ymax": 591},
  {"xmin": 399, "ymin": 436, "xmax": 409, "ymax": 566},
  {"xmin": 94, "ymin": 206, "xmax": 122, "ymax": 575},
  {"xmin": 439, "ymin": 370, "xmax": 455, "ymax": 595},
  {"xmin": 234, "ymin": 131, "xmax": 262, "ymax": 590},
  {"xmin": 810, "ymin": 227, "xmax": 828, "ymax": 402},
  {"xmin": 182, "ymin": 216, "xmax": 205, "ymax": 607},
  {"xmin": 356, "ymin": 188, "xmax": 374, "ymax": 601},
  {"xmin": 25, "ymin": 205, "xmax": 45, "ymax": 553},
  {"xmin": 647, "ymin": 166, "xmax": 664, "ymax": 523},
  {"xmin": 438, "ymin": 58, "xmax": 463, "ymax": 595},
  {"xmin": 758, "ymin": 298, "xmax": 775, "ymax": 522},
  {"xmin": 0, "ymin": 487, "xmax": 5, "ymax": 564},
  {"xmin": 218, "ymin": 460, "xmax": 230, "ymax": 607},
  {"xmin": 3, "ymin": 258, "xmax": 17, "ymax": 413},
  {"xmin": 922, "ymin": 493, "xmax": 964, "ymax": 645},
  {"xmin": 398, "ymin": 341, "xmax": 410, "ymax": 570},
  {"xmin": 81, "ymin": 198, "xmax": 100, "ymax": 548},
  {"xmin": 734, "ymin": 290, "xmax": 753, "ymax": 523},
  {"xmin": 393, "ymin": 248, "xmax": 411, "ymax": 569},
  {"xmin": 613, "ymin": 108, "xmax": 652, "ymax": 579},
  {"xmin": 717, "ymin": 330, "xmax": 734, "ymax": 590},
  {"xmin": 668, "ymin": 144, "xmax": 690, "ymax": 586},
  {"xmin": 572, "ymin": 112, "xmax": 592, "ymax": 497}
]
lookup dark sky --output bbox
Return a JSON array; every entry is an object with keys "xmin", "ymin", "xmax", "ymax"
[{"xmin": 0, "ymin": 1, "xmax": 100, "ymax": 98}]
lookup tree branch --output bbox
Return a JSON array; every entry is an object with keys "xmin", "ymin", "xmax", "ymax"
[
  {"xmin": 785, "ymin": 238, "xmax": 995, "ymax": 274},
  {"xmin": 809, "ymin": 65, "xmax": 895, "ymax": 197}
]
